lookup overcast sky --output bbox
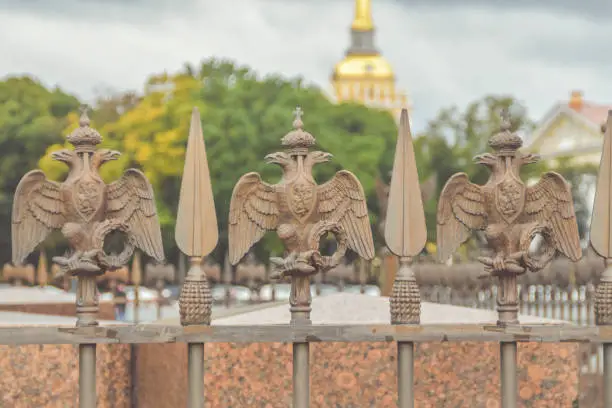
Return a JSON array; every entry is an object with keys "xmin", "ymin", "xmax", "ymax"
[{"xmin": 1, "ymin": 0, "xmax": 611, "ymax": 132}]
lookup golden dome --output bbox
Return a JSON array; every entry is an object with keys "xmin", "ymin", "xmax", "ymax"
[
  {"xmin": 333, "ymin": 55, "xmax": 395, "ymax": 80},
  {"xmin": 351, "ymin": 0, "xmax": 373, "ymax": 31}
]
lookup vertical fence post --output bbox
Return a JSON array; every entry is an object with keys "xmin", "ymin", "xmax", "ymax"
[
  {"xmin": 293, "ymin": 341, "xmax": 310, "ymax": 408},
  {"xmin": 187, "ymin": 340, "xmax": 205, "ymax": 407},
  {"xmin": 435, "ymin": 109, "xmax": 583, "ymax": 408},
  {"xmin": 385, "ymin": 109, "xmax": 427, "ymax": 408},
  {"xmin": 227, "ymin": 107, "xmax": 376, "ymax": 408},
  {"xmin": 176, "ymin": 107, "xmax": 219, "ymax": 408},
  {"xmin": 500, "ymin": 342, "xmax": 517, "ymax": 408},
  {"xmin": 76, "ymin": 274, "xmax": 99, "ymax": 408}
]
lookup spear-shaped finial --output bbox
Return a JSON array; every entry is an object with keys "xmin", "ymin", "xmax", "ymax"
[
  {"xmin": 591, "ymin": 111, "xmax": 612, "ymax": 325},
  {"xmin": 385, "ymin": 108, "xmax": 426, "ymax": 324},
  {"xmin": 176, "ymin": 107, "xmax": 218, "ymax": 326}
]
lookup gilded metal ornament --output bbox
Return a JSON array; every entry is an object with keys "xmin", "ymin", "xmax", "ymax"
[
  {"xmin": 228, "ymin": 107, "xmax": 375, "ymax": 323},
  {"xmin": 436, "ymin": 109, "xmax": 582, "ymax": 325},
  {"xmin": 11, "ymin": 106, "xmax": 165, "ymax": 326}
]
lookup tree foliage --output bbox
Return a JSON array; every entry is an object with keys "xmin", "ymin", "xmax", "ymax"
[
  {"xmin": 40, "ymin": 59, "xmax": 398, "ymax": 264},
  {"xmin": 1, "ymin": 64, "xmax": 596, "ymax": 267},
  {"xmin": 0, "ymin": 76, "xmax": 80, "ymax": 263}
]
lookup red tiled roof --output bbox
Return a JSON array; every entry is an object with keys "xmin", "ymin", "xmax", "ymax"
[{"xmin": 569, "ymin": 101, "xmax": 612, "ymax": 126}]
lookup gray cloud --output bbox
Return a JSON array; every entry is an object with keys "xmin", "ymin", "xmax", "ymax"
[
  {"xmin": 0, "ymin": 0, "xmax": 611, "ymax": 132},
  {"xmin": 395, "ymin": 0, "xmax": 612, "ymax": 20}
]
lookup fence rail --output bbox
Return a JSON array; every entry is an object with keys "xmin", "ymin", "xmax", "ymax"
[{"xmin": 0, "ymin": 322, "xmax": 606, "ymax": 344}]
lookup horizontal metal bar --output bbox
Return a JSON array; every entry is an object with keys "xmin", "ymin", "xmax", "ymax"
[{"xmin": 0, "ymin": 323, "xmax": 609, "ymax": 345}]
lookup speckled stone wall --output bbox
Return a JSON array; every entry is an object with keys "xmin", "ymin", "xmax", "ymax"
[
  {"xmin": 0, "ymin": 344, "xmax": 131, "ymax": 408},
  {"xmin": 136, "ymin": 341, "xmax": 578, "ymax": 408}
]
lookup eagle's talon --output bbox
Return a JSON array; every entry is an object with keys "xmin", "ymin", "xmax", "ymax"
[
  {"xmin": 493, "ymin": 256, "xmax": 505, "ymax": 273},
  {"xmin": 269, "ymin": 251, "xmax": 320, "ymax": 279}
]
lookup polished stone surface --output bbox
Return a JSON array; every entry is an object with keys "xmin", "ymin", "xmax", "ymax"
[{"xmin": 136, "ymin": 293, "xmax": 577, "ymax": 408}]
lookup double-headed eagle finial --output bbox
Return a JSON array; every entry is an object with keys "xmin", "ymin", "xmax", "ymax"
[
  {"xmin": 12, "ymin": 107, "xmax": 164, "ymax": 326},
  {"xmin": 229, "ymin": 107, "xmax": 374, "ymax": 323},
  {"xmin": 436, "ymin": 109, "xmax": 581, "ymax": 325}
]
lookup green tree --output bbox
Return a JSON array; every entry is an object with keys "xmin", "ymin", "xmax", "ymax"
[
  {"xmin": 0, "ymin": 76, "xmax": 80, "ymax": 264},
  {"xmin": 40, "ymin": 58, "xmax": 398, "ymax": 264}
]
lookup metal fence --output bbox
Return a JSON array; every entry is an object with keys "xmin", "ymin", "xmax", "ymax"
[{"xmin": 5, "ymin": 104, "xmax": 612, "ymax": 408}]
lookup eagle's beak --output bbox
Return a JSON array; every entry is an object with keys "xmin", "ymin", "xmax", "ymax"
[
  {"xmin": 319, "ymin": 152, "xmax": 333, "ymax": 162},
  {"xmin": 264, "ymin": 153, "xmax": 278, "ymax": 164},
  {"xmin": 521, "ymin": 153, "xmax": 541, "ymax": 164},
  {"xmin": 473, "ymin": 153, "xmax": 495, "ymax": 165},
  {"xmin": 51, "ymin": 150, "xmax": 66, "ymax": 161},
  {"xmin": 106, "ymin": 150, "xmax": 121, "ymax": 161}
]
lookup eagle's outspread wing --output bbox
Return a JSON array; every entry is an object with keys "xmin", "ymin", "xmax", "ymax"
[
  {"xmin": 12, "ymin": 170, "xmax": 65, "ymax": 265},
  {"xmin": 436, "ymin": 173, "xmax": 487, "ymax": 262},
  {"xmin": 524, "ymin": 171, "xmax": 581, "ymax": 261},
  {"xmin": 228, "ymin": 172, "xmax": 279, "ymax": 265},
  {"xmin": 317, "ymin": 170, "xmax": 375, "ymax": 260},
  {"xmin": 106, "ymin": 169, "xmax": 164, "ymax": 262}
]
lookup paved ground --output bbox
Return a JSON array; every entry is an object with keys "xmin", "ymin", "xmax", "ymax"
[
  {"xmin": 0, "ymin": 288, "xmax": 567, "ymax": 326},
  {"xmin": 0, "ymin": 287, "xmax": 76, "ymax": 304},
  {"xmin": 0, "ymin": 311, "xmax": 121, "ymax": 326},
  {"xmin": 155, "ymin": 292, "xmax": 565, "ymax": 326}
]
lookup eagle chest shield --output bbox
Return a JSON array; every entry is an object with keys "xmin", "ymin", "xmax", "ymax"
[
  {"xmin": 73, "ymin": 176, "xmax": 105, "ymax": 220},
  {"xmin": 494, "ymin": 172, "xmax": 525, "ymax": 224},
  {"xmin": 287, "ymin": 176, "xmax": 316, "ymax": 221}
]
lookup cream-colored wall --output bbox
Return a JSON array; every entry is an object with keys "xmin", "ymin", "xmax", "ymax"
[{"xmin": 531, "ymin": 114, "xmax": 602, "ymax": 166}]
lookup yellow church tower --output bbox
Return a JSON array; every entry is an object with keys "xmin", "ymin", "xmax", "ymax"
[{"xmin": 331, "ymin": 0, "xmax": 408, "ymax": 118}]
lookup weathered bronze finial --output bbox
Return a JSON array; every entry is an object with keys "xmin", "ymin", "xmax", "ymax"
[
  {"xmin": 12, "ymin": 108, "xmax": 165, "ymax": 326},
  {"xmin": 591, "ymin": 111, "xmax": 612, "ymax": 325},
  {"xmin": 385, "ymin": 109, "xmax": 427, "ymax": 324},
  {"xmin": 176, "ymin": 107, "xmax": 218, "ymax": 326},
  {"xmin": 437, "ymin": 109, "xmax": 581, "ymax": 325},
  {"xmin": 229, "ymin": 107, "xmax": 375, "ymax": 324}
]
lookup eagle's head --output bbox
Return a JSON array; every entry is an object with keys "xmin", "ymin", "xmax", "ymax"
[
  {"xmin": 264, "ymin": 151, "xmax": 294, "ymax": 169},
  {"xmin": 91, "ymin": 149, "xmax": 121, "ymax": 169},
  {"xmin": 306, "ymin": 151, "xmax": 333, "ymax": 164},
  {"xmin": 473, "ymin": 153, "xmax": 497, "ymax": 168},
  {"xmin": 51, "ymin": 149, "xmax": 77, "ymax": 165}
]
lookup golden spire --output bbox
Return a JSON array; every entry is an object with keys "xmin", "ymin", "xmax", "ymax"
[{"xmin": 351, "ymin": 0, "xmax": 373, "ymax": 31}]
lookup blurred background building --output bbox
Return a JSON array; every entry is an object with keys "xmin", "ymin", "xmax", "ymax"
[{"xmin": 330, "ymin": 0, "xmax": 409, "ymax": 119}]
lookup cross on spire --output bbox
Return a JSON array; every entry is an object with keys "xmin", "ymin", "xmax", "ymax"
[
  {"xmin": 79, "ymin": 104, "xmax": 91, "ymax": 127},
  {"xmin": 500, "ymin": 107, "xmax": 511, "ymax": 131},
  {"xmin": 293, "ymin": 106, "xmax": 304, "ymax": 130}
]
